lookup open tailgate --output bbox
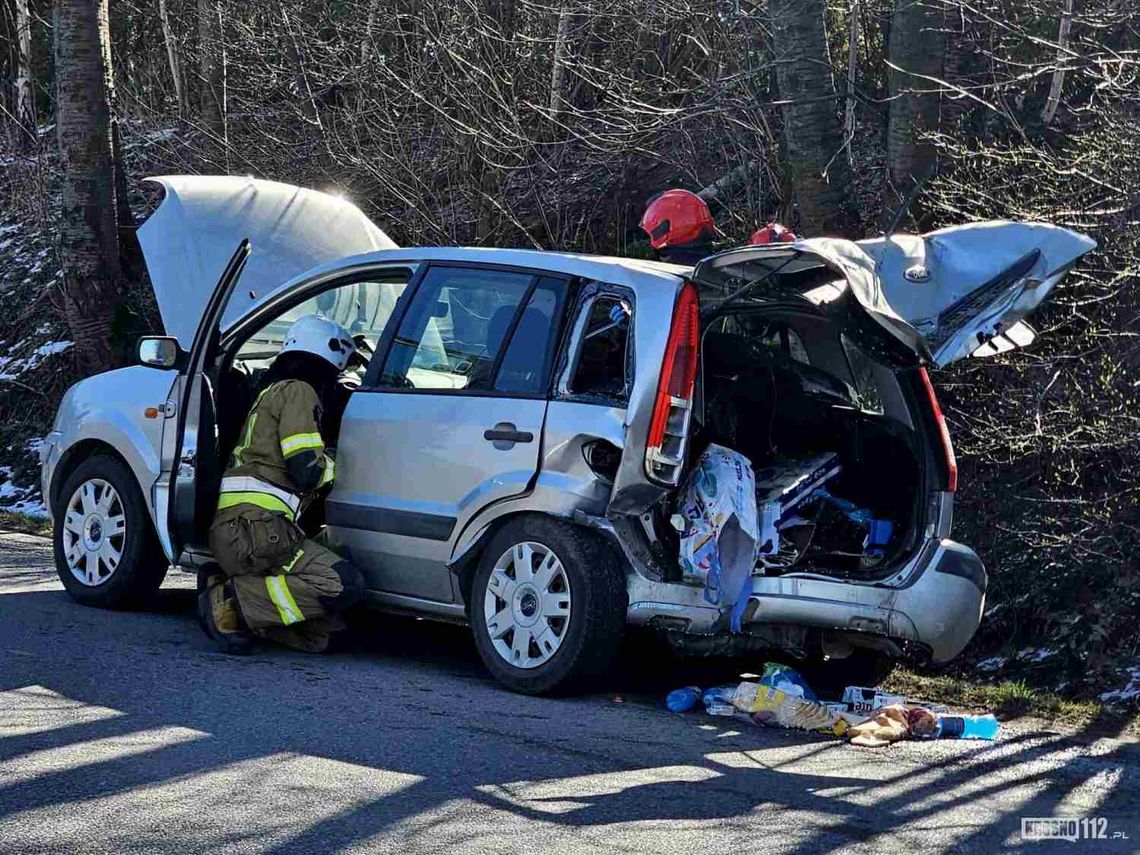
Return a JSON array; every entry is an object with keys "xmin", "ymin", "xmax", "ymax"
[{"xmin": 693, "ymin": 221, "xmax": 1096, "ymax": 367}]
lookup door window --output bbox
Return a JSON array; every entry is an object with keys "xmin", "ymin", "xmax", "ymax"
[{"xmin": 379, "ymin": 267, "xmax": 559, "ymax": 393}]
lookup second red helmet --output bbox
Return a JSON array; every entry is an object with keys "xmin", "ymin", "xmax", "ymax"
[{"xmin": 640, "ymin": 189, "xmax": 714, "ymax": 250}]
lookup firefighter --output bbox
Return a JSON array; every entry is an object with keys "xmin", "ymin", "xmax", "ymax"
[
  {"xmin": 639, "ymin": 188, "xmax": 716, "ymax": 265},
  {"xmin": 749, "ymin": 222, "xmax": 797, "ymax": 245},
  {"xmin": 197, "ymin": 314, "xmax": 365, "ymax": 655}
]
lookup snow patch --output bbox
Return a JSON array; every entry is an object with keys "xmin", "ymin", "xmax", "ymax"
[
  {"xmin": 1099, "ymin": 666, "xmax": 1140, "ymax": 705},
  {"xmin": 1016, "ymin": 647, "xmax": 1058, "ymax": 663},
  {"xmin": 976, "ymin": 656, "xmax": 1007, "ymax": 672},
  {"xmin": 0, "ymin": 340, "xmax": 73, "ymax": 379},
  {"xmin": 0, "ymin": 466, "xmax": 46, "ymax": 518}
]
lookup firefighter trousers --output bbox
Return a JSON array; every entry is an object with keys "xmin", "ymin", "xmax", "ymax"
[{"xmin": 208, "ymin": 504, "xmax": 365, "ymax": 652}]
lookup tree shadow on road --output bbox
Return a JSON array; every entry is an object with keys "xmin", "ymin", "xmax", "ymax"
[{"xmin": 0, "ymin": 582, "xmax": 1136, "ymax": 854}]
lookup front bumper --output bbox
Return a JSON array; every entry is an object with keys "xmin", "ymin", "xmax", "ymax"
[
  {"xmin": 38, "ymin": 431, "xmax": 63, "ymax": 525},
  {"xmin": 626, "ymin": 538, "xmax": 986, "ymax": 663}
]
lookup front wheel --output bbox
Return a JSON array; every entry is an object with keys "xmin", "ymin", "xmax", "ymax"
[
  {"xmin": 468, "ymin": 516, "xmax": 627, "ymax": 695},
  {"xmin": 52, "ymin": 454, "xmax": 168, "ymax": 608}
]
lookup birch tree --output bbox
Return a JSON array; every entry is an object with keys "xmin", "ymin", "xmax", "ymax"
[
  {"xmin": 10, "ymin": 0, "xmax": 35, "ymax": 151},
  {"xmin": 158, "ymin": 0, "xmax": 189, "ymax": 117}
]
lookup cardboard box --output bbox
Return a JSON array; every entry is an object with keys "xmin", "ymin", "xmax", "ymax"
[{"xmin": 841, "ymin": 685, "xmax": 906, "ymax": 714}]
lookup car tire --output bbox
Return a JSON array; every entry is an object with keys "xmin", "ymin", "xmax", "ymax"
[
  {"xmin": 468, "ymin": 515, "xmax": 627, "ymax": 696},
  {"xmin": 52, "ymin": 454, "xmax": 168, "ymax": 609}
]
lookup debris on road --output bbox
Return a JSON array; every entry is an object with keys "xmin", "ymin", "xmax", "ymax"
[{"xmin": 663, "ymin": 663, "xmax": 999, "ymax": 747}]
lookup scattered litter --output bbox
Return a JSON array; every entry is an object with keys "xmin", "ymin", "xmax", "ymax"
[
  {"xmin": 841, "ymin": 685, "xmax": 906, "ymax": 715},
  {"xmin": 757, "ymin": 661, "xmax": 818, "ymax": 702},
  {"xmin": 674, "ymin": 444, "xmax": 759, "ymax": 630},
  {"xmin": 665, "ymin": 686, "xmax": 701, "ymax": 713},
  {"xmin": 662, "ymin": 670, "xmax": 997, "ymax": 747},
  {"xmin": 927, "ymin": 713, "xmax": 999, "ymax": 740},
  {"xmin": 733, "ymin": 682, "xmax": 848, "ymax": 736},
  {"xmin": 847, "ymin": 706, "xmax": 913, "ymax": 747},
  {"xmin": 976, "ymin": 655, "xmax": 1007, "ymax": 672}
]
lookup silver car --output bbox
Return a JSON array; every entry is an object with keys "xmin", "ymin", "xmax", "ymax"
[{"xmin": 40, "ymin": 176, "xmax": 1095, "ymax": 694}]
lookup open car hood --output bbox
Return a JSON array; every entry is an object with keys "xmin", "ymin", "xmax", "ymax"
[
  {"xmin": 137, "ymin": 176, "xmax": 397, "ymax": 346},
  {"xmin": 694, "ymin": 221, "xmax": 1096, "ymax": 367}
]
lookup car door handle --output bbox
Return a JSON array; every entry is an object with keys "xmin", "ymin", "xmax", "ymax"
[{"xmin": 484, "ymin": 423, "xmax": 533, "ymax": 444}]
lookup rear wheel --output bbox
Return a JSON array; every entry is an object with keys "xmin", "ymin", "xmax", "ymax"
[
  {"xmin": 53, "ymin": 455, "xmax": 168, "ymax": 608},
  {"xmin": 469, "ymin": 515, "xmax": 627, "ymax": 695}
]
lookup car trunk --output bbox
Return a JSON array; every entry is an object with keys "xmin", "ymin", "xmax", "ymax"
[{"xmin": 688, "ymin": 298, "xmax": 929, "ymax": 579}]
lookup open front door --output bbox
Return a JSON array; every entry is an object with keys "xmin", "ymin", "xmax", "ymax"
[
  {"xmin": 693, "ymin": 221, "xmax": 1096, "ymax": 367},
  {"xmin": 168, "ymin": 240, "xmax": 251, "ymax": 556}
]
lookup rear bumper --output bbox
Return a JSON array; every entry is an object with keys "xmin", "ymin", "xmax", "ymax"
[{"xmin": 625, "ymin": 538, "xmax": 985, "ymax": 663}]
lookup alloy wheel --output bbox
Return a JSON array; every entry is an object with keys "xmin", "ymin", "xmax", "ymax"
[
  {"xmin": 61, "ymin": 478, "xmax": 126, "ymax": 587},
  {"xmin": 483, "ymin": 541, "xmax": 572, "ymax": 669}
]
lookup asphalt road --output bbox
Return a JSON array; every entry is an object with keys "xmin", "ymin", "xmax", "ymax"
[{"xmin": 0, "ymin": 531, "xmax": 1136, "ymax": 854}]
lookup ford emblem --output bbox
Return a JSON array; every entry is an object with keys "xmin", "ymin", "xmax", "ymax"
[{"xmin": 904, "ymin": 264, "xmax": 932, "ymax": 283}]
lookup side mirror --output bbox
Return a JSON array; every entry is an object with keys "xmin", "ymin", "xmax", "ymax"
[{"xmin": 137, "ymin": 336, "xmax": 184, "ymax": 370}]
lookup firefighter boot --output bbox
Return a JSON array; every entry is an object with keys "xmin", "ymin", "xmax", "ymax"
[{"xmin": 196, "ymin": 575, "xmax": 254, "ymax": 655}]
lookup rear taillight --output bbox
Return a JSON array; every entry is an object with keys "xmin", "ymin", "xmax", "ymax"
[
  {"xmin": 646, "ymin": 282, "xmax": 699, "ymax": 485},
  {"xmin": 918, "ymin": 366, "xmax": 958, "ymax": 492}
]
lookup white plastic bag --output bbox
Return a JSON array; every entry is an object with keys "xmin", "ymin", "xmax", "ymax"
[{"xmin": 676, "ymin": 444, "xmax": 759, "ymax": 629}]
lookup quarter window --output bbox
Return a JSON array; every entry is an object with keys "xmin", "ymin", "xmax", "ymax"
[{"xmin": 567, "ymin": 295, "xmax": 631, "ymax": 399}]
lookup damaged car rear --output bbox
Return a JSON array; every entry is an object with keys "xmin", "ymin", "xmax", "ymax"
[{"xmin": 608, "ymin": 221, "xmax": 1095, "ymax": 686}]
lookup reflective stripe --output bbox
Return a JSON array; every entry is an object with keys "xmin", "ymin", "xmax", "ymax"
[
  {"xmin": 281, "ymin": 548, "xmax": 305, "ymax": 574},
  {"xmin": 265, "ymin": 575, "xmax": 304, "ymax": 626},
  {"xmin": 280, "ymin": 432, "xmax": 324, "ymax": 458},
  {"xmin": 317, "ymin": 456, "xmax": 336, "ymax": 488},
  {"xmin": 216, "ymin": 492, "xmax": 296, "ymax": 520},
  {"xmin": 232, "ymin": 387, "xmax": 272, "ymax": 466},
  {"xmin": 219, "ymin": 476, "xmax": 301, "ymax": 515}
]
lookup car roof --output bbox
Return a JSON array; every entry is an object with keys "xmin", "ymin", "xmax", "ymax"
[{"xmin": 311, "ymin": 246, "xmax": 691, "ymax": 290}]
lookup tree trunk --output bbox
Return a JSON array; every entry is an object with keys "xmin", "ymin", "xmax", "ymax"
[
  {"xmin": 769, "ymin": 0, "xmax": 853, "ymax": 235},
  {"xmin": 886, "ymin": 0, "xmax": 950, "ymax": 191},
  {"xmin": 1041, "ymin": 0, "xmax": 1074, "ymax": 126},
  {"xmin": 360, "ymin": 0, "xmax": 382, "ymax": 65},
  {"xmin": 198, "ymin": 0, "xmax": 225, "ymax": 137},
  {"xmin": 158, "ymin": 0, "xmax": 189, "ymax": 117},
  {"xmin": 11, "ymin": 0, "xmax": 35, "ymax": 151},
  {"xmin": 54, "ymin": 0, "xmax": 123, "ymax": 374},
  {"xmin": 548, "ymin": 1, "xmax": 572, "ymax": 118},
  {"xmin": 843, "ymin": 0, "xmax": 859, "ymax": 162}
]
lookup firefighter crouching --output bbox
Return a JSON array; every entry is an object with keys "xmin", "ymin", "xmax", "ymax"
[{"xmin": 197, "ymin": 315, "xmax": 365, "ymax": 655}]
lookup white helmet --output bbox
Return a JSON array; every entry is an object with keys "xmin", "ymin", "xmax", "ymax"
[{"xmin": 279, "ymin": 315, "xmax": 355, "ymax": 370}]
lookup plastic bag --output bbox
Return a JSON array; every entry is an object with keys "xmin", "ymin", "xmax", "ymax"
[
  {"xmin": 731, "ymin": 682, "xmax": 847, "ymax": 736},
  {"xmin": 676, "ymin": 445, "xmax": 759, "ymax": 630},
  {"xmin": 758, "ymin": 662, "xmax": 818, "ymax": 703}
]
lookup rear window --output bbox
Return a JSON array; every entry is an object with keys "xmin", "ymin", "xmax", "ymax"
[{"xmin": 841, "ymin": 335, "xmax": 885, "ymax": 414}]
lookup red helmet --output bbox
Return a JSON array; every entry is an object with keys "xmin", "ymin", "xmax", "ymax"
[
  {"xmin": 640, "ymin": 189, "xmax": 714, "ymax": 250},
  {"xmin": 749, "ymin": 222, "xmax": 796, "ymax": 245}
]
